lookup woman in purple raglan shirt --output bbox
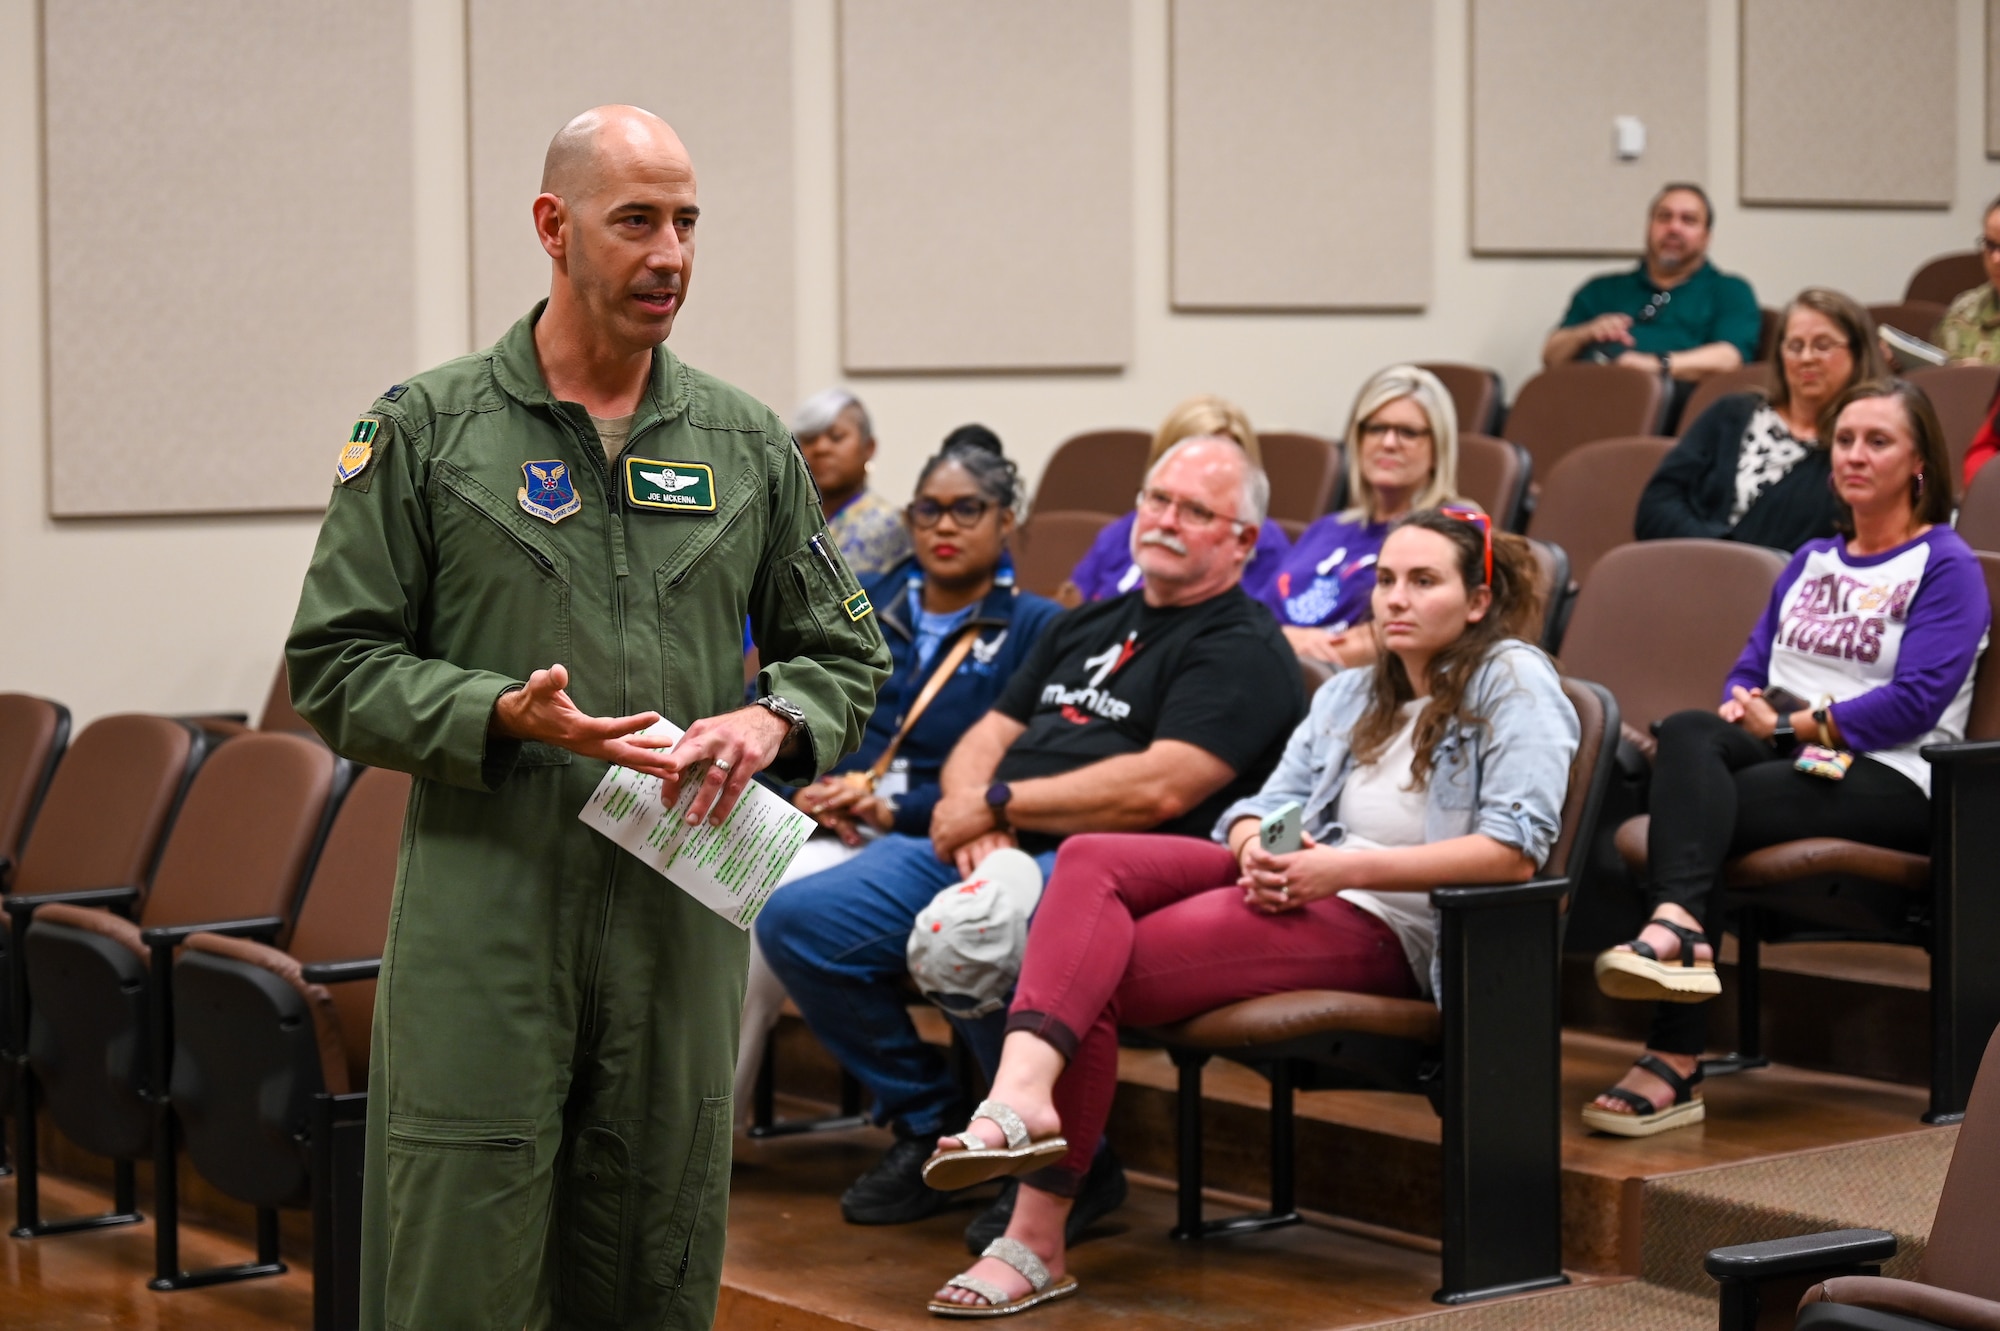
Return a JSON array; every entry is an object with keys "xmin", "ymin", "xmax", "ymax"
[
  {"xmin": 1257, "ymin": 366, "xmax": 1466, "ymax": 668},
  {"xmin": 1585, "ymin": 380, "xmax": 1990, "ymax": 1139},
  {"xmin": 1062, "ymin": 394, "xmax": 1292, "ymax": 607}
]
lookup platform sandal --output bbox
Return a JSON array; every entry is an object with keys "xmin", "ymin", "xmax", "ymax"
[
  {"xmin": 922, "ymin": 1100, "xmax": 1069, "ymax": 1192},
  {"xmin": 928, "ymin": 1236, "xmax": 1080, "ymax": 1318},
  {"xmin": 1581, "ymin": 1053, "xmax": 1706, "ymax": 1138},
  {"xmin": 1593, "ymin": 918, "xmax": 1720, "ymax": 1003}
]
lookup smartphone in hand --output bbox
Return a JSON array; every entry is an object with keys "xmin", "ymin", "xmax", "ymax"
[
  {"xmin": 1761, "ymin": 685, "xmax": 1810, "ymax": 715},
  {"xmin": 1260, "ymin": 802, "xmax": 1303, "ymax": 855}
]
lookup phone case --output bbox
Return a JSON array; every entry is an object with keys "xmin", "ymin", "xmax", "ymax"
[
  {"xmin": 1794, "ymin": 746, "xmax": 1853, "ymax": 781},
  {"xmin": 1260, "ymin": 802, "xmax": 1303, "ymax": 855}
]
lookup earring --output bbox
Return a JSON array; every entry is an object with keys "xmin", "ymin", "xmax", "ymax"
[{"xmin": 1915, "ymin": 472, "xmax": 1925, "ymax": 498}]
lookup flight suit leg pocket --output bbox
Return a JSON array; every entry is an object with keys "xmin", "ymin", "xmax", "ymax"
[
  {"xmin": 560, "ymin": 1124, "xmax": 633, "ymax": 1325},
  {"xmin": 652, "ymin": 1094, "xmax": 733, "ymax": 1327},
  {"xmin": 382, "ymin": 1114, "xmax": 539, "ymax": 1331}
]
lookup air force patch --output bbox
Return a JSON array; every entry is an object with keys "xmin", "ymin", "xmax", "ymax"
[
  {"xmin": 843, "ymin": 590, "xmax": 873, "ymax": 621},
  {"xmin": 335, "ymin": 418, "xmax": 379, "ymax": 483},
  {"xmin": 519, "ymin": 460, "xmax": 582, "ymax": 523},
  {"xmin": 625, "ymin": 457, "xmax": 717, "ymax": 512}
]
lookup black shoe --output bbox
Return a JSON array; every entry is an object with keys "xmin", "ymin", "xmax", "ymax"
[
  {"xmin": 841, "ymin": 1133, "xmax": 956, "ymax": 1225},
  {"xmin": 963, "ymin": 1142, "xmax": 1128, "ymax": 1255}
]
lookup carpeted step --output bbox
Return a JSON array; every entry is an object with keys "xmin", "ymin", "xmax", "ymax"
[{"xmin": 1361, "ymin": 1279, "xmax": 1708, "ymax": 1331}]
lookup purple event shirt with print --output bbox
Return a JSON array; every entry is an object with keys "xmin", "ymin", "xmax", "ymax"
[
  {"xmin": 1254, "ymin": 513, "xmax": 1391, "ymax": 630},
  {"xmin": 1067, "ymin": 510, "xmax": 1291, "ymax": 604}
]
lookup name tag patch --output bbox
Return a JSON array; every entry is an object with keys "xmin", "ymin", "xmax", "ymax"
[
  {"xmin": 335, "ymin": 418, "xmax": 378, "ymax": 483},
  {"xmin": 519, "ymin": 459, "xmax": 581, "ymax": 523},
  {"xmin": 625, "ymin": 457, "xmax": 717, "ymax": 512}
]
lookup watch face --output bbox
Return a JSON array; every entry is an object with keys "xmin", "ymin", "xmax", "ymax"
[{"xmin": 985, "ymin": 781, "xmax": 1011, "ymax": 808}]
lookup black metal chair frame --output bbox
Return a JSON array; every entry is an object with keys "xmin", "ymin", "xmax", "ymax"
[{"xmin": 1140, "ymin": 679, "xmax": 1621, "ymax": 1305}]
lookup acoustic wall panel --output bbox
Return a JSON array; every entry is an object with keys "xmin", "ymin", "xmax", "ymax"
[
  {"xmin": 1171, "ymin": 1, "xmax": 1431, "ymax": 310},
  {"xmin": 1988, "ymin": 0, "xmax": 2000, "ymax": 158},
  {"xmin": 43, "ymin": 0, "xmax": 415, "ymax": 515},
  {"xmin": 469, "ymin": 1, "xmax": 794, "ymax": 412},
  {"xmin": 1742, "ymin": 0, "xmax": 1953, "ymax": 207},
  {"xmin": 1470, "ymin": 0, "xmax": 1707, "ymax": 255},
  {"xmin": 839, "ymin": 0, "xmax": 1131, "ymax": 372}
]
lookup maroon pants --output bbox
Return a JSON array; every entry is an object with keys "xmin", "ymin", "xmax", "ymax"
[{"xmin": 1005, "ymin": 833, "xmax": 1419, "ymax": 1193}]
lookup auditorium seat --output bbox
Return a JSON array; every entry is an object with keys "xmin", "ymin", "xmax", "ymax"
[
  {"xmin": 1458, "ymin": 433, "xmax": 1532, "ymax": 532},
  {"xmin": 1012, "ymin": 510, "xmax": 1115, "ymax": 600},
  {"xmin": 1030, "ymin": 429, "xmax": 1150, "ymax": 517},
  {"xmin": 1706, "ymin": 1022, "xmax": 2000, "ymax": 1331},
  {"xmin": 1527, "ymin": 436, "xmax": 1676, "ymax": 590},
  {"xmin": 0, "ymin": 695, "xmax": 69, "ymax": 893},
  {"xmin": 1906, "ymin": 251, "xmax": 1986, "ymax": 308},
  {"xmin": 1527, "ymin": 539, "xmax": 1574, "ymax": 653},
  {"xmin": 171, "ymin": 765, "xmax": 408, "ymax": 1328},
  {"xmin": 12, "ymin": 731, "xmax": 346, "ymax": 1289},
  {"xmin": 3, "ymin": 714, "xmax": 202, "ymax": 1188},
  {"xmin": 1678, "ymin": 365, "xmax": 1775, "ymax": 437},
  {"xmin": 1135, "ymin": 678, "xmax": 1619, "ymax": 1304},
  {"xmin": 1616, "ymin": 554, "xmax": 2000, "ymax": 1123},
  {"xmin": 1504, "ymin": 363, "xmax": 1667, "ymax": 483},
  {"xmin": 1904, "ymin": 365, "xmax": 2000, "ymax": 496},
  {"xmin": 1260, "ymin": 431, "xmax": 1343, "ymax": 525},
  {"xmin": 1756, "ymin": 307, "xmax": 1782, "ymax": 363},
  {"xmin": 1414, "ymin": 361, "xmax": 1506, "ymax": 435},
  {"xmin": 1956, "ymin": 456, "xmax": 2000, "ymax": 554}
]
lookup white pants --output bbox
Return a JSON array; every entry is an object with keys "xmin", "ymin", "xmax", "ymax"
[{"xmin": 733, "ymin": 833, "xmax": 867, "ymax": 1119}]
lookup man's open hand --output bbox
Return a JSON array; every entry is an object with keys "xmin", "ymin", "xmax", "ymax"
[{"xmin": 490, "ymin": 664, "xmax": 676, "ymax": 776}]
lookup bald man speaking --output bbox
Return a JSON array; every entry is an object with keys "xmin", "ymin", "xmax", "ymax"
[{"xmin": 287, "ymin": 107, "xmax": 888, "ymax": 1329}]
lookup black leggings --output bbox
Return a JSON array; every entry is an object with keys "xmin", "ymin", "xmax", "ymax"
[{"xmin": 1639, "ymin": 709, "xmax": 1930, "ymax": 1055}]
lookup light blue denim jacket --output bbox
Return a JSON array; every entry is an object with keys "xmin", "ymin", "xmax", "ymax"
[{"xmin": 1212, "ymin": 640, "xmax": 1579, "ymax": 998}]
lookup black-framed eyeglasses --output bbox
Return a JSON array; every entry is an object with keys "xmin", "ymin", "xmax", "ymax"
[
  {"xmin": 906, "ymin": 496, "xmax": 994, "ymax": 528},
  {"xmin": 1634, "ymin": 289, "xmax": 1673, "ymax": 323},
  {"xmin": 1439, "ymin": 505, "xmax": 1492, "ymax": 586}
]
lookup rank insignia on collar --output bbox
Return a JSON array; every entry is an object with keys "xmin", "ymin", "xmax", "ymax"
[
  {"xmin": 843, "ymin": 589, "xmax": 873, "ymax": 621},
  {"xmin": 625, "ymin": 457, "xmax": 717, "ymax": 512},
  {"xmin": 519, "ymin": 459, "xmax": 581, "ymax": 523},
  {"xmin": 335, "ymin": 418, "xmax": 378, "ymax": 483}
]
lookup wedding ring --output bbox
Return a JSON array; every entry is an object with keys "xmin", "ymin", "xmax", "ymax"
[{"xmin": 713, "ymin": 759, "xmax": 733, "ymax": 773}]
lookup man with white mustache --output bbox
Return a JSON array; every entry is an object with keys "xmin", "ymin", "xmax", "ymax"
[{"xmin": 758, "ymin": 436, "xmax": 1305, "ymax": 1242}]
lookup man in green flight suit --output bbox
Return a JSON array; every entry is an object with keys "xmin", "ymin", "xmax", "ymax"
[{"xmin": 286, "ymin": 105, "xmax": 889, "ymax": 1330}]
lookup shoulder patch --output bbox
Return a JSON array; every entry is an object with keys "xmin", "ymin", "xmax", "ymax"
[
  {"xmin": 336, "ymin": 417, "xmax": 380, "ymax": 484},
  {"xmin": 843, "ymin": 590, "xmax": 873, "ymax": 621},
  {"xmin": 380, "ymin": 383, "xmax": 409, "ymax": 402}
]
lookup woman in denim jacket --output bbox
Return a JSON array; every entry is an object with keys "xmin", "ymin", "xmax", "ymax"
[{"xmin": 914, "ymin": 509, "xmax": 1580, "ymax": 1319}]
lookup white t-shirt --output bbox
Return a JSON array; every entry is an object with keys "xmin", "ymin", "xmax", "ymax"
[{"xmin": 1335, "ymin": 701, "xmax": 1436, "ymax": 995}]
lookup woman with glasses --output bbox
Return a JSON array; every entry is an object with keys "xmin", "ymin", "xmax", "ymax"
[
  {"xmin": 917, "ymin": 509, "xmax": 1578, "ymax": 1318},
  {"xmin": 1590, "ymin": 380, "xmax": 1987, "ymax": 1137},
  {"xmin": 731, "ymin": 424, "xmax": 1064, "ymax": 1119},
  {"xmin": 1260, "ymin": 365, "xmax": 1463, "ymax": 667},
  {"xmin": 1061, "ymin": 394, "xmax": 1292, "ymax": 607},
  {"xmin": 1638, "ymin": 288, "xmax": 1887, "ymax": 552}
]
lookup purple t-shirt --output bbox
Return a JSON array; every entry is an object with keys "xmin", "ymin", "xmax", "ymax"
[
  {"xmin": 1068, "ymin": 510, "xmax": 1291, "ymax": 605},
  {"xmin": 1726, "ymin": 527, "xmax": 1990, "ymax": 795},
  {"xmin": 1255, "ymin": 512, "xmax": 1391, "ymax": 630}
]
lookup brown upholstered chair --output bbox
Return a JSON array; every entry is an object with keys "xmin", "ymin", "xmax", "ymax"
[
  {"xmin": 1869, "ymin": 300, "xmax": 1949, "ymax": 346},
  {"xmin": 1504, "ymin": 363, "xmax": 1667, "ymax": 484},
  {"xmin": 172, "ymin": 765, "xmax": 409, "ymax": 1328},
  {"xmin": 1906, "ymin": 252, "xmax": 1986, "ymax": 307},
  {"xmin": 1526, "ymin": 538, "xmax": 1574, "ymax": 653},
  {"xmin": 12, "ymin": 731, "xmax": 345, "ymax": 1288},
  {"xmin": 1261, "ymin": 431, "xmax": 1343, "ymax": 524},
  {"xmin": 1615, "ymin": 555, "xmax": 2000, "ymax": 1121},
  {"xmin": 1012, "ymin": 510, "xmax": 1116, "ymax": 599},
  {"xmin": 1134, "ymin": 678, "xmax": 1620, "ymax": 1304},
  {"xmin": 1956, "ymin": 454, "xmax": 2000, "ymax": 554},
  {"xmin": 1031, "ymin": 429, "xmax": 1150, "ymax": 518},
  {"xmin": 1527, "ymin": 436, "xmax": 1676, "ymax": 591},
  {"xmin": 1458, "ymin": 433, "xmax": 1533, "ymax": 532},
  {"xmin": 1414, "ymin": 361, "xmax": 1506, "ymax": 435},
  {"xmin": 1905, "ymin": 366, "xmax": 2000, "ymax": 496},
  {"xmin": 1678, "ymin": 364, "xmax": 1775, "ymax": 438},
  {"xmin": 0, "ymin": 695, "xmax": 70, "ymax": 893},
  {"xmin": 1705, "ymin": 1023, "xmax": 2000, "ymax": 1331},
  {"xmin": 1756, "ymin": 307, "xmax": 1782, "ymax": 362}
]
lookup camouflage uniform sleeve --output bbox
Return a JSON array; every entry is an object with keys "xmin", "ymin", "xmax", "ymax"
[
  {"xmin": 285, "ymin": 407, "xmax": 527, "ymax": 791},
  {"xmin": 747, "ymin": 436, "xmax": 892, "ymax": 786}
]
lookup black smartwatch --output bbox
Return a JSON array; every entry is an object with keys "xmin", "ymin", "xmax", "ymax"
[
  {"xmin": 984, "ymin": 781, "xmax": 1013, "ymax": 831},
  {"xmin": 1770, "ymin": 717, "xmax": 1796, "ymax": 752}
]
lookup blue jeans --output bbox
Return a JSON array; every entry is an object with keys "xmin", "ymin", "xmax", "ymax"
[{"xmin": 755, "ymin": 833, "xmax": 1058, "ymax": 1136}]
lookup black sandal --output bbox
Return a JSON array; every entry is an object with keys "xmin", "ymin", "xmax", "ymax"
[
  {"xmin": 1581, "ymin": 1053, "xmax": 1706, "ymax": 1137},
  {"xmin": 1593, "ymin": 919, "xmax": 1720, "ymax": 1003}
]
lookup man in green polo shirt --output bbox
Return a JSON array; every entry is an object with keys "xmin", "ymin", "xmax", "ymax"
[
  {"xmin": 1541, "ymin": 183, "xmax": 1761, "ymax": 387},
  {"xmin": 1936, "ymin": 193, "xmax": 2000, "ymax": 365}
]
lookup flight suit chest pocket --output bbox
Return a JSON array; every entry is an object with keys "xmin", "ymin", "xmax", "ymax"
[
  {"xmin": 652, "ymin": 1094, "xmax": 732, "ymax": 1325},
  {"xmin": 431, "ymin": 463, "xmax": 572, "ymax": 672},
  {"xmin": 382, "ymin": 1115, "xmax": 538, "ymax": 1331}
]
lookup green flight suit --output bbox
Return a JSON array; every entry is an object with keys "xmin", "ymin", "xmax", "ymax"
[{"xmin": 286, "ymin": 302, "xmax": 889, "ymax": 1331}]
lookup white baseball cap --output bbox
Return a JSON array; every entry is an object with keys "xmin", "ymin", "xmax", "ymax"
[{"xmin": 906, "ymin": 848, "xmax": 1045, "ymax": 1019}]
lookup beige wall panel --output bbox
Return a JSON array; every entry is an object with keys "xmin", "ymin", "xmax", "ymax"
[
  {"xmin": 468, "ymin": 1, "xmax": 794, "ymax": 411},
  {"xmin": 839, "ymin": 0, "xmax": 1131, "ymax": 371},
  {"xmin": 1742, "ymin": 0, "xmax": 1953, "ymax": 207},
  {"xmin": 1470, "ymin": 0, "xmax": 1707, "ymax": 255},
  {"xmin": 1988, "ymin": 0, "xmax": 2000, "ymax": 158},
  {"xmin": 43, "ymin": 0, "xmax": 415, "ymax": 516},
  {"xmin": 1171, "ymin": 0, "xmax": 1430, "ymax": 310}
]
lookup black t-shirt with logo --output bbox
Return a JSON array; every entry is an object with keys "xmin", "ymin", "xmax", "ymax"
[{"xmin": 990, "ymin": 586, "xmax": 1306, "ymax": 845}]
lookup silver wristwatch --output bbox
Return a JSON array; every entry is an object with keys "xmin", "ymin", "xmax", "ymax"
[{"xmin": 753, "ymin": 694, "xmax": 808, "ymax": 742}]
